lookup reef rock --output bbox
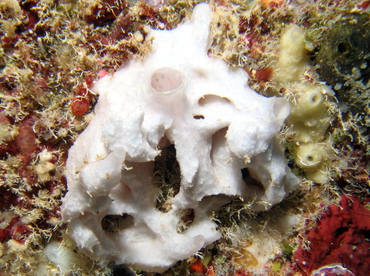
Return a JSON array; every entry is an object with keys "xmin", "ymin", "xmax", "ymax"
[{"xmin": 62, "ymin": 3, "xmax": 299, "ymax": 272}]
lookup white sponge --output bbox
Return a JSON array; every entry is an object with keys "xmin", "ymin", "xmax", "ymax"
[{"xmin": 62, "ymin": 3, "xmax": 299, "ymax": 272}]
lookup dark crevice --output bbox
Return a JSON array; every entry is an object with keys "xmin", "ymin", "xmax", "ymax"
[
  {"xmin": 176, "ymin": 208, "xmax": 195, "ymax": 234},
  {"xmin": 193, "ymin": 115, "xmax": 205, "ymax": 120},
  {"xmin": 360, "ymin": 229, "xmax": 370, "ymax": 242},
  {"xmin": 333, "ymin": 226, "xmax": 349, "ymax": 237},
  {"xmin": 152, "ymin": 144, "xmax": 181, "ymax": 213},
  {"xmin": 241, "ymin": 167, "xmax": 265, "ymax": 193},
  {"xmin": 101, "ymin": 214, "xmax": 134, "ymax": 233}
]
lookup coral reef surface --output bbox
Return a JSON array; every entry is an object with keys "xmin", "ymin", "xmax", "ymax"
[{"xmin": 0, "ymin": 0, "xmax": 368, "ymax": 275}]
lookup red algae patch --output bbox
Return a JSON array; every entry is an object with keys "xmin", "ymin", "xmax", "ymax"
[
  {"xmin": 71, "ymin": 75, "xmax": 95, "ymax": 117},
  {"xmin": 0, "ymin": 216, "xmax": 30, "ymax": 244},
  {"xmin": 15, "ymin": 126, "xmax": 37, "ymax": 156},
  {"xmin": 293, "ymin": 195, "xmax": 370, "ymax": 276}
]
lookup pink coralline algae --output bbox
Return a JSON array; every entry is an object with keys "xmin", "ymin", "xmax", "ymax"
[
  {"xmin": 146, "ymin": 0, "xmax": 169, "ymax": 10},
  {"xmin": 0, "ymin": 217, "xmax": 30, "ymax": 244},
  {"xmin": 293, "ymin": 194, "xmax": 370, "ymax": 276},
  {"xmin": 311, "ymin": 264, "xmax": 355, "ymax": 276}
]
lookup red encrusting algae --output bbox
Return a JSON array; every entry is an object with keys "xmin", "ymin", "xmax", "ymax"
[
  {"xmin": 189, "ymin": 257, "xmax": 216, "ymax": 276},
  {"xmin": 293, "ymin": 194, "xmax": 370, "ymax": 276},
  {"xmin": 71, "ymin": 75, "xmax": 95, "ymax": 117},
  {"xmin": 0, "ymin": 217, "xmax": 30, "ymax": 244}
]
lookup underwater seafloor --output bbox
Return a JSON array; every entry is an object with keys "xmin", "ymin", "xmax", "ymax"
[{"xmin": 0, "ymin": 0, "xmax": 369, "ymax": 275}]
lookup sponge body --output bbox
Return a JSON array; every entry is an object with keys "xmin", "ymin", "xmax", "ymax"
[{"xmin": 62, "ymin": 3, "xmax": 299, "ymax": 272}]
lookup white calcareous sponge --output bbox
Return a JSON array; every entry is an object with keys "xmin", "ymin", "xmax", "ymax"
[{"xmin": 62, "ymin": 3, "xmax": 299, "ymax": 273}]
